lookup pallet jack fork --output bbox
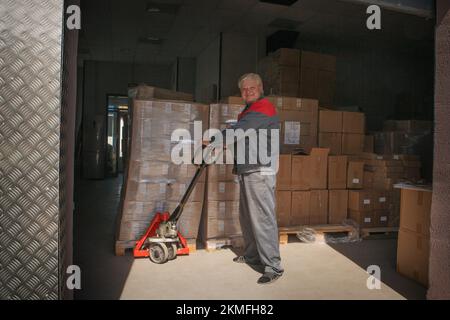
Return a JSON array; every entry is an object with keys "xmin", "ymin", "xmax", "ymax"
[{"xmin": 133, "ymin": 145, "xmax": 214, "ymax": 264}]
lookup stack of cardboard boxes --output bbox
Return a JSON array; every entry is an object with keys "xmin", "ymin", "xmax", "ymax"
[
  {"xmin": 258, "ymin": 48, "xmax": 300, "ymax": 97},
  {"xmin": 117, "ymin": 90, "xmax": 209, "ymax": 244},
  {"xmin": 276, "ymin": 148, "xmax": 329, "ymax": 227},
  {"xmin": 203, "ymin": 104, "xmax": 243, "ymax": 242},
  {"xmin": 319, "ymin": 110, "xmax": 365, "ymax": 155},
  {"xmin": 298, "ymin": 50, "xmax": 336, "ymax": 107},
  {"xmin": 259, "ymin": 48, "xmax": 336, "ymax": 106},
  {"xmin": 396, "ymin": 185, "xmax": 432, "ymax": 286},
  {"xmin": 266, "ymin": 96, "xmax": 318, "ymax": 154}
]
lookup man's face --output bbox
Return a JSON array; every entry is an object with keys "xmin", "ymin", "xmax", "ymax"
[{"xmin": 240, "ymin": 78, "xmax": 263, "ymax": 104}]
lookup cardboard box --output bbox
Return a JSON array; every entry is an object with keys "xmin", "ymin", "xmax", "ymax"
[
  {"xmin": 206, "ymin": 201, "xmax": 239, "ymax": 220},
  {"xmin": 342, "ymin": 112, "xmax": 365, "ymax": 134},
  {"xmin": 172, "ymin": 202, "xmax": 204, "ymax": 239},
  {"xmin": 291, "ymin": 155, "xmax": 311, "ymax": 190},
  {"xmin": 221, "ymin": 96, "xmax": 245, "ymax": 105},
  {"xmin": 397, "ymin": 228, "xmax": 429, "ymax": 287},
  {"xmin": 319, "ymin": 132, "xmax": 342, "ymax": 155},
  {"xmin": 208, "ymin": 165, "xmax": 236, "ymax": 182},
  {"xmin": 291, "ymin": 191, "xmax": 310, "ymax": 226},
  {"xmin": 310, "ymin": 190, "xmax": 328, "ymax": 225},
  {"xmin": 328, "ymin": 190, "xmax": 348, "ymax": 224},
  {"xmin": 299, "ymin": 51, "xmax": 336, "ymax": 106},
  {"xmin": 319, "ymin": 110, "xmax": 342, "ymax": 133},
  {"xmin": 169, "ymin": 164, "xmax": 206, "ymax": 182},
  {"xmin": 128, "ymin": 85, "xmax": 194, "ymax": 102},
  {"xmin": 373, "ymin": 190, "xmax": 390, "ymax": 210},
  {"xmin": 278, "ymin": 108, "xmax": 318, "ymax": 154},
  {"xmin": 276, "ymin": 191, "xmax": 292, "ymax": 227},
  {"xmin": 399, "ymin": 188, "xmax": 432, "ymax": 236},
  {"xmin": 167, "ymin": 182, "xmax": 205, "ymax": 202},
  {"xmin": 207, "ymin": 182, "xmax": 240, "ymax": 201},
  {"xmin": 347, "ymin": 161, "xmax": 364, "ymax": 189},
  {"xmin": 266, "ymin": 96, "xmax": 318, "ymax": 112},
  {"xmin": 349, "ymin": 210, "xmax": 374, "ymax": 228},
  {"xmin": 309, "ymin": 148, "xmax": 329, "ymax": 189},
  {"xmin": 126, "ymin": 180, "xmax": 169, "ymax": 202},
  {"xmin": 363, "ymin": 171, "xmax": 374, "ymax": 189},
  {"xmin": 276, "ymin": 154, "xmax": 292, "ymax": 190},
  {"xmin": 348, "ymin": 190, "xmax": 373, "ymax": 212},
  {"xmin": 364, "ymin": 135, "xmax": 374, "ymax": 153},
  {"xmin": 328, "ymin": 156, "xmax": 348, "ymax": 189},
  {"xmin": 272, "ymin": 48, "xmax": 300, "ymax": 66},
  {"xmin": 373, "ymin": 210, "xmax": 389, "ymax": 227},
  {"xmin": 209, "ymin": 104, "xmax": 243, "ymax": 127},
  {"xmin": 342, "ymin": 133, "xmax": 365, "ymax": 155}
]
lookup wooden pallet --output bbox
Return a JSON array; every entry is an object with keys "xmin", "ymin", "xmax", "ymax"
[
  {"xmin": 361, "ymin": 227, "xmax": 399, "ymax": 239},
  {"xmin": 205, "ymin": 236, "xmax": 244, "ymax": 252},
  {"xmin": 278, "ymin": 224, "xmax": 358, "ymax": 244},
  {"xmin": 114, "ymin": 238, "xmax": 197, "ymax": 256}
]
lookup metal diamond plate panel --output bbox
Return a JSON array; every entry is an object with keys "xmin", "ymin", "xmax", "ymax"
[{"xmin": 0, "ymin": 0, "xmax": 64, "ymax": 300}]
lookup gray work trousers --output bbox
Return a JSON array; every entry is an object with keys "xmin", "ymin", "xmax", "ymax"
[{"xmin": 238, "ymin": 171, "xmax": 283, "ymax": 274}]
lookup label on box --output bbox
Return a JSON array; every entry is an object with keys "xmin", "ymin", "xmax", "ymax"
[
  {"xmin": 219, "ymin": 166, "xmax": 226, "ymax": 175},
  {"xmin": 219, "ymin": 182, "xmax": 225, "ymax": 193},
  {"xmin": 222, "ymin": 105, "xmax": 228, "ymax": 116},
  {"xmin": 380, "ymin": 216, "xmax": 388, "ymax": 222},
  {"xmin": 159, "ymin": 183, "xmax": 166, "ymax": 194},
  {"xmin": 162, "ymin": 164, "xmax": 169, "ymax": 175},
  {"xmin": 393, "ymin": 155, "xmax": 400, "ymax": 160},
  {"xmin": 352, "ymin": 178, "xmax": 360, "ymax": 184},
  {"xmin": 165, "ymin": 104, "xmax": 172, "ymax": 113},
  {"xmin": 379, "ymin": 197, "xmax": 386, "ymax": 203},
  {"xmin": 218, "ymin": 220, "xmax": 225, "ymax": 233},
  {"xmin": 277, "ymin": 98, "xmax": 283, "ymax": 108},
  {"xmin": 363, "ymin": 199, "xmax": 371, "ymax": 205},
  {"xmin": 284, "ymin": 121, "xmax": 301, "ymax": 145},
  {"xmin": 364, "ymin": 218, "xmax": 372, "ymax": 223},
  {"xmin": 184, "ymin": 104, "xmax": 191, "ymax": 113}
]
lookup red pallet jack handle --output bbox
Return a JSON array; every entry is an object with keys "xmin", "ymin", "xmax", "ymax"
[{"xmin": 133, "ymin": 212, "xmax": 189, "ymax": 258}]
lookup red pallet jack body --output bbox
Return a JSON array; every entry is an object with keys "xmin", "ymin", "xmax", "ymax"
[
  {"xmin": 133, "ymin": 212, "xmax": 189, "ymax": 258},
  {"xmin": 133, "ymin": 144, "xmax": 215, "ymax": 263}
]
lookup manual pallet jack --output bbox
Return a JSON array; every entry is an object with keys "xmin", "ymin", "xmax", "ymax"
[{"xmin": 133, "ymin": 145, "xmax": 215, "ymax": 264}]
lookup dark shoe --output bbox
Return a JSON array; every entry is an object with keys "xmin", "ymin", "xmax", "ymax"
[
  {"xmin": 233, "ymin": 256, "xmax": 261, "ymax": 266},
  {"xmin": 233, "ymin": 256, "xmax": 247, "ymax": 264},
  {"xmin": 257, "ymin": 272, "xmax": 282, "ymax": 285}
]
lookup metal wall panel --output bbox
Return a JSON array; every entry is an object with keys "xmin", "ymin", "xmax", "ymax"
[{"xmin": 0, "ymin": 0, "xmax": 64, "ymax": 300}]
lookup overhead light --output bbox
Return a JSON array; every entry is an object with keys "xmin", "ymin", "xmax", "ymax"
[
  {"xmin": 139, "ymin": 36, "xmax": 164, "ymax": 45},
  {"xmin": 146, "ymin": 7, "xmax": 161, "ymax": 13},
  {"xmin": 145, "ymin": 3, "xmax": 180, "ymax": 14}
]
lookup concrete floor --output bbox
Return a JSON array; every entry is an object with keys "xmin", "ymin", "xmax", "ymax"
[{"xmin": 74, "ymin": 174, "xmax": 426, "ymax": 300}]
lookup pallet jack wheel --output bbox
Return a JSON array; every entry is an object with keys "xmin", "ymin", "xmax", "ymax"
[
  {"xmin": 167, "ymin": 243, "xmax": 178, "ymax": 260},
  {"xmin": 149, "ymin": 243, "xmax": 169, "ymax": 264}
]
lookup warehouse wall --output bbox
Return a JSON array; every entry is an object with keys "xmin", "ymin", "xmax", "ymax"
[
  {"xmin": 82, "ymin": 61, "xmax": 172, "ymax": 179},
  {"xmin": 294, "ymin": 37, "xmax": 434, "ymax": 131},
  {"xmin": 220, "ymin": 32, "xmax": 259, "ymax": 99},
  {"xmin": 428, "ymin": 0, "xmax": 450, "ymax": 300},
  {"xmin": 195, "ymin": 36, "xmax": 220, "ymax": 103},
  {"xmin": 176, "ymin": 57, "xmax": 196, "ymax": 95}
]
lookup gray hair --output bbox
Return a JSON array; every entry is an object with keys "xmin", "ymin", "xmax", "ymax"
[{"xmin": 238, "ymin": 73, "xmax": 264, "ymax": 93}]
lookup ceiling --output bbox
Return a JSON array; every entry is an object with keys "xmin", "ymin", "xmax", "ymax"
[{"xmin": 78, "ymin": 0, "xmax": 435, "ymax": 65}]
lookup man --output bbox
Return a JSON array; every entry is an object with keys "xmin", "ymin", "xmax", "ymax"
[{"xmin": 211, "ymin": 73, "xmax": 283, "ymax": 284}]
